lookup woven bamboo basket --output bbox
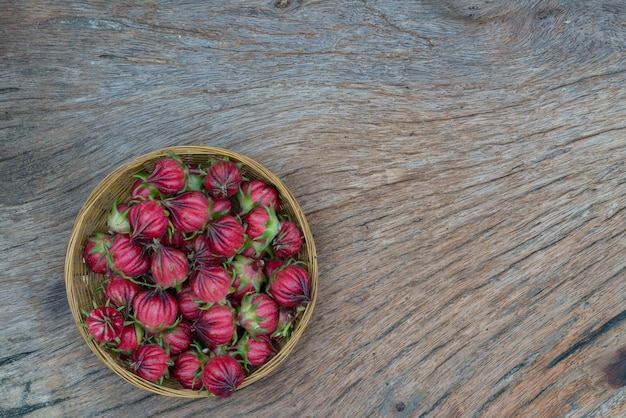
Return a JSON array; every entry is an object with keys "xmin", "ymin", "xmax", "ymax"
[{"xmin": 65, "ymin": 146, "xmax": 318, "ymax": 397}]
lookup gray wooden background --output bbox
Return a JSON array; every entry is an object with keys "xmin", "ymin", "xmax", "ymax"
[{"xmin": 2, "ymin": 1, "xmax": 626, "ymax": 417}]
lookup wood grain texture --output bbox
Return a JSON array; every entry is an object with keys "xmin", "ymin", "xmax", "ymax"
[{"xmin": 2, "ymin": 0, "xmax": 626, "ymax": 416}]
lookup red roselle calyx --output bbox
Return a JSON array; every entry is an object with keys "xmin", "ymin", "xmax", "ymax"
[
  {"xmin": 184, "ymin": 234, "xmax": 223, "ymax": 268},
  {"xmin": 206, "ymin": 214, "xmax": 244, "ymax": 258},
  {"xmin": 239, "ymin": 240, "xmax": 266, "ymax": 259},
  {"xmin": 263, "ymin": 258, "xmax": 285, "ymax": 281},
  {"xmin": 236, "ymin": 333, "xmax": 277, "ymax": 367},
  {"xmin": 130, "ymin": 177, "xmax": 161, "ymax": 201},
  {"xmin": 145, "ymin": 156, "xmax": 188, "ymax": 195},
  {"xmin": 116, "ymin": 323, "xmax": 144, "ymax": 353},
  {"xmin": 132, "ymin": 344, "xmax": 171, "ymax": 382},
  {"xmin": 107, "ymin": 199, "xmax": 131, "ymax": 235},
  {"xmin": 162, "ymin": 228, "xmax": 185, "ymax": 249},
  {"xmin": 201, "ymin": 354, "xmax": 244, "ymax": 398},
  {"xmin": 162, "ymin": 191, "xmax": 210, "ymax": 234},
  {"xmin": 210, "ymin": 197, "xmax": 232, "ymax": 219},
  {"xmin": 150, "ymin": 243, "xmax": 190, "ymax": 289},
  {"xmin": 172, "ymin": 350, "xmax": 204, "ymax": 390},
  {"xmin": 204, "ymin": 159, "xmax": 242, "ymax": 198},
  {"xmin": 271, "ymin": 306, "xmax": 297, "ymax": 341},
  {"xmin": 108, "ymin": 233, "xmax": 150, "ymax": 278},
  {"xmin": 237, "ymin": 293, "xmax": 279, "ymax": 337},
  {"xmin": 128, "ymin": 200, "xmax": 169, "ymax": 242},
  {"xmin": 160, "ymin": 320, "xmax": 194, "ymax": 355},
  {"xmin": 84, "ymin": 232, "xmax": 112, "ymax": 274},
  {"xmin": 86, "ymin": 305, "xmax": 124, "ymax": 343},
  {"xmin": 230, "ymin": 255, "xmax": 266, "ymax": 300},
  {"xmin": 193, "ymin": 304, "xmax": 236, "ymax": 348},
  {"xmin": 133, "ymin": 288, "xmax": 179, "ymax": 333},
  {"xmin": 267, "ymin": 264, "xmax": 311, "ymax": 308},
  {"xmin": 176, "ymin": 283, "xmax": 203, "ymax": 322},
  {"xmin": 103, "ymin": 275, "xmax": 141, "ymax": 316},
  {"xmin": 242, "ymin": 204, "xmax": 280, "ymax": 256},
  {"xmin": 190, "ymin": 264, "xmax": 232, "ymax": 305},
  {"xmin": 272, "ymin": 220, "xmax": 303, "ymax": 258},
  {"xmin": 236, "ymin": 179, "xmax": 281, "ymax": 215}
]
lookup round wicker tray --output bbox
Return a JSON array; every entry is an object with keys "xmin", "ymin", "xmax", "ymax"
[{"xmin": 64, "ymin": 146, "xmax": 318, "ymax": 397}]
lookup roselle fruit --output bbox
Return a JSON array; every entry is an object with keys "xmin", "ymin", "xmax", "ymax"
[
  {"xmin": 116, "ymin": 323, "xmax": 144, "ymax": 353},
  {"xmin": 184, "ymin": 234, "xmax": 223, "ymax": 268},
  {"xmin": 172, "ymin": 350, "xmax": 204, "ymax": 390},
  {"xmin": 236, "ymin": 333, "xmax": 277, "ymax": 367},
  {"xmin": 201, "ymin": 354, "xmax": 244, "ymax": 398},
  {"xmin": 267, "ymin": 264, "xmax": 311, "ymax": 308},
  {"xmin": 162, "ymin": 191, "xmax": 210, "ymax": 233},
  {"xmin": 190, "ymin": 264, "xmax": 232, "ymax": 304},
  {"xmin": 84, "ymin": 232, "xmax": 112, "ymax": 274},
  {"xmin": 193, "ymin": 304, "xmax": 236, "ymax": 348},
  {"xmin": 103, "ymin": 275, "xmax": 141, "ymax": 316},
  {"xmin": 242, "ymin": 204, "xmax": 280, "ymax": 256},
  {"xmin": 236, "ymin": 179, "xmax": 281, "ymax": 215},
  {"xmin": 271, "ymin": 306, "xmax": 297, "ymax": 341},
  {"xmin": 263, "ymin": 258, "xmax": 285, "ymax": 281},
  {"xmin": 86, "ymin": 305, "xmax": 124, "ymax": 343},
  {"xmin": 130, "ymin": 177, "xmax": 161, "ymax": 201},
  {"xmin": 272, "ymin": 220, "xmax": 303, "ymax": 258},
  {"xmin": 128, "ymin": 199, "xmax": 169, "ymax": 242},
  {"xmin": 229, "ymin": 255, "xmax": 266, "ymax": 300},
  {"xmin": 132, "ymin": 344, "xmax": 171, "ymax": 382},
  {"xmin": 107, "ymin": 199, "xmax": 130, "ymax": 235},
  {"xmin": 237, "ymin": 293, "xmax": 279, "ymax": 337},
  {"xmin": 150, "ymin": 243, "xmax": 190, "ymax": 289},
  {"xmin": 133, "ymin": 288, "xmax": 179, "ymax": 333},
  {"xmin": 145, "ymin": 156, "xmax": 187, "ymax": 195},
  {"xmin": 176, "ymin": 284, "xmax": 203, "ymax": 322},
  {"xmin": 162, "ymin": 228, "xmax": 186, "ymax": 249},
  {"xmin": 160, "ymin": 320, "xmax": 194, "ymax": 355},
  {"xmin": 204, "ymin": 159, "xmax": 242, "ymax": 198},
  {"xmin": 108, "ymin": 233, "xmax": 150, "ymax": 278},
  {"xmin": 206, "ymin": 214, "xmax": 244, "ymax": 258},
  {"xmin": 209, "ymin": 197, "xmax": 232, "ymax": 219},
  {"xmin": 239, "ymin": 240, "xmax": 267, "ymax": 259}
]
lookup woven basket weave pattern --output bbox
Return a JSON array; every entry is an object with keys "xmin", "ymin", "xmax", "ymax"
[{"xmin": 65, "ymin": 146, "xmax": 317, "ymax": 397}]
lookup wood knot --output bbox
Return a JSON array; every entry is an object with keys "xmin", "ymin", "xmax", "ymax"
[
  {"xmin": 275, "ymin": 0, "xmax": 290, "ymax": 8},
  {"xmin": 604, "ymin": 347, "xmax": 626, "ymax": 388}
]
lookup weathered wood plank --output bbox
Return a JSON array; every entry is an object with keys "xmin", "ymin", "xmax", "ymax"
[{"xmin": 2, "ymin": 0, "xmax": 626, "ymax": 417}]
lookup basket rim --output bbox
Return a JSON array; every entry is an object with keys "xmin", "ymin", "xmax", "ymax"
[{"xmin": 64, "ymin": 145, "xmax": 318, "ymax": 398}]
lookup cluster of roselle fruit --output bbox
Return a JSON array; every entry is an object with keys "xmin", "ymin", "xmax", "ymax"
[{"xmin": 82, "ymin": 152, "xmax": 311, "ymax": 398}]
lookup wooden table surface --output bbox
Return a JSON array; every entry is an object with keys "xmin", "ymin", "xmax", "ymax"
[{"xmin": 2, "ymin": 1, "xmax": 626, "ymax": 417}]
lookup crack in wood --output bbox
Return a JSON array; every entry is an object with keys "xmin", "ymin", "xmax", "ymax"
[{"xmin": 546, "ymin": 308, "xmax": 626, "ymax": 369}]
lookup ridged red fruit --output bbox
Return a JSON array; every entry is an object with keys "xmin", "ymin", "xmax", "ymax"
[
  {"xmin": 206, "ymin": 214, "xmax": 244, "ymax": 258},
  {"xmin": 267, "ymin": 264, "xmax": 311, "ymax": 308},
  {"xmin": 133, "ymin": 288, "xmax": 179, "ymax": 333},
  {"xmin": 144, "ymin": 156, "xmax": 187, "ymax": 195},
  {"xmin": 193, "ymin": 304, "xmax": 236, "ymax": 347},
  {"xmin": 131, "ymin": 344, "xmax": 171, "ymax": 382},
  {"xmin": 204, "ymin": 159, "xmax": 242, "ymax": 198},
  {"xmin": 108, "ymin": 233, "xmax": 150, "ymax": 278},
  {"xmin": 172, "ymin": 350, "xmax": 204, "ymax": 390},
  {"xmin": 201, "ymin": 354, "xmax": 244, "ymax": 398},
  {"xmin": 86, "ymin": 305, "xmax": 124, "ymax": 343},
  {"xmin": 163, "ymin": 191, "xmax": 209, "ymax": 233},
  {"xmin": 150, "ymin": 243, "xmax": 190, "ymax": 289}
]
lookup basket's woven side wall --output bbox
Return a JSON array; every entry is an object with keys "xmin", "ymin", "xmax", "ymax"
[{"xmin": 65, "ymin": 146, "xmax": 317, "ymax": 398}]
